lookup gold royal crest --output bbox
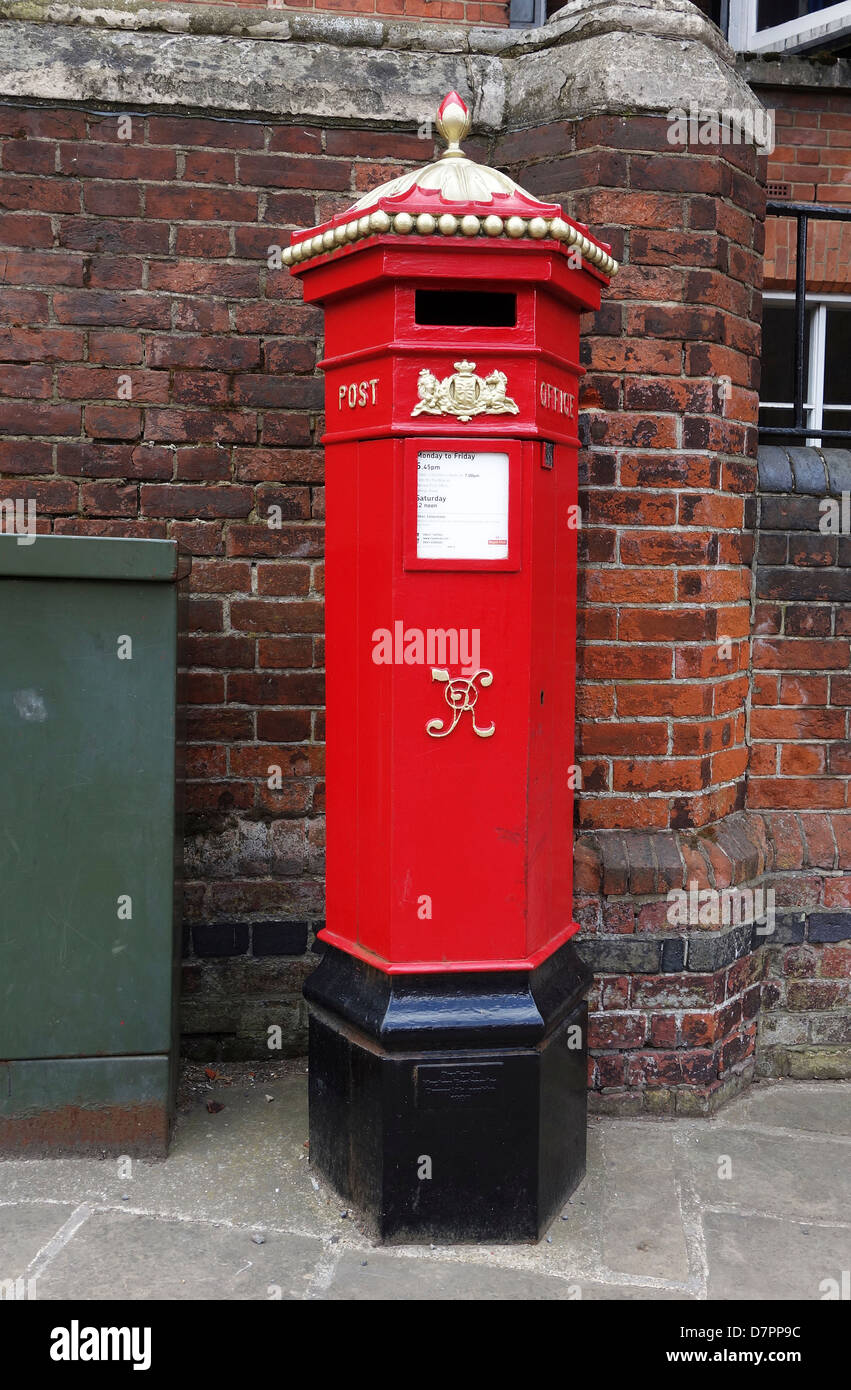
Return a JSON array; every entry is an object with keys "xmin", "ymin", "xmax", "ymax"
[{"xmin": 411, "ymin": 360, "xmax": 520, "ymax": 424}]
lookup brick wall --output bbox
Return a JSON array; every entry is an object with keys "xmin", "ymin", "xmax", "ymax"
[
  {"xmin": 496, "ymin": 116, "xmax": 764, "ymax": 832},
  {"xmin": 0, "ymin": 99, "xmax": 769, "ymax": 1059},
  {"xmin": 752, "ymin": 446, "xmax": 851, "ymax": 814},
  {"xmin": 764, "ymin": 87, "xmax": 851, "ymax": 292},
  {"xmin": 1, "ymin": 79, "xmax": 848, "ymax": 1080},
  {"xmin": 758, "ymin": 811, "xmax": 851, "ymax": 1081},
  {"xmin": 576, "ymin": 809, "xmax": 851, "ymax": 1114}
]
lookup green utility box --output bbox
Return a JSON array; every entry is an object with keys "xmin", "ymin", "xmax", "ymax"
[{"xmin": 0, "ymin": 534, "xmax": 187, "ymax": 1157}]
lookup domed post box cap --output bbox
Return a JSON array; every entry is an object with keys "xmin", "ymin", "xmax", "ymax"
[{"xmin": 283, "ymin": 92, "xmax": 618, "ymax": 280}]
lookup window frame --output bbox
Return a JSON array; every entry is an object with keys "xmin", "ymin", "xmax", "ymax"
[
  {"xmin": 760, "ymin": 291, "xmax": 851, "ymax": 447},
  {"xmin": 728, "ymin": 0, "xmax": 851, "ymax": 53}
]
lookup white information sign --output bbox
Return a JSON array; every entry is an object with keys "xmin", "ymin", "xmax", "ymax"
[{"xmin": 417, "ymin": 450, "xmax": 509, "ymax": 561}]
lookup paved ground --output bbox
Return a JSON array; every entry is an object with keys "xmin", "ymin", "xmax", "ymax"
[{"xmin": 1, "ymin": 1070, "xmax": 849, "ymax": 1300}]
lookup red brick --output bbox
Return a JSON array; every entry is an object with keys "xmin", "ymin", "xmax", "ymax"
[
  {"xmin": 57, "ymin": 442, "xmax": 173, "ymax": 481},
  {"xmin": 82, "ymin": 182, "xmax": 142, "ymax": 217},
  {"xmin": 74, "ymin": 391, "xmax": 142, "ymax": 436},
  {"xmin": 577, "ymin": 798, "xmax": 669, "ymax": 830},
  {"xmin": 53, "ymin": 291, "xmax": 170, "ymax": 329},
  {"xmin": 0, "ymin": 176, "xmax": 80, "ymax": 213},
  {"xmin": 143, "ymin": 410, "xmax": 257, "ymax": 445},
  {"xmin": 144, "ymin": 185, "xmax": 258, "ymax": 222},
  {"xmin": 0, "ymin": 477, "xmax": 77, "ymax": 511},
  {"xmin": 230, "ymin": 600, "xmax": 324, "ymax": 634},
  {"xmin": 0, "ymin": 212, "xmax": 54, "ymax": 247},
  {"xmin": 0, "ymin": 401, "xmax": 80, "ymax": 434},
  {"xmin": 256, "ymin": 564, "xmax": 312, "ymax": 597},
  {"xmin": 257, "ymin": 637, "xmax": 314, "ymax": 669},
  {"xmin": 0, "ymin": 440, "xmax": 53, "ymax": 474},
  {"xmin": 147, "ymin": 116, "xmax": 266, "ymax": 149},
  {"xmin": 57, "ymin": 216, "xmax": 168, "ymax": 255},
  {"xmin": 87, "ymin": 330, "xmax": 144, "ymax": 365},
  {"xmin": 821, "ymin": 946, "xmax": 851, "ymax": 978},
  {"xmin": 749, "ymin": 779, "xmax": 846, "ymax": 810},
  {"xmin": 0, "ymin": 288, "xmax": 50, "ymax": 323},
  {"xmin": 227, "ymin": 672, "xmax": 324, "ymax": 705},
  {"xmin": 80, "ymin": 481, "xmax": 137, "ymax": 516},
  {"xmin": 59, "ymin": 143, "xmax": 176, "ymax": 180},
  {"xmin": 147, "ymin": 263, "xmax": 259, "ymax": 297},
  {"xmin": 141, "ymin": 484, "xmax": 253, "ymax": 518},
  {"xmin": 588, "ymin": 1015, "xmax": 646, "ymax": 1049},
  {"xmin": 0, "ymin": 365, "xmax": 52, "ymax": 399},
  {"xmin": 189, "ymin": 560, "xmax": 251, "ymax": 594},
  {"xmin": 146, "ymin": 336, "xmax": 260, "ymax": 371}
]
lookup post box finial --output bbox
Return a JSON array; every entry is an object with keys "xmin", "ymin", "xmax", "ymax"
[{"xmin": 436, "ymin": 92, "xmax": 472, "ymax": 159}]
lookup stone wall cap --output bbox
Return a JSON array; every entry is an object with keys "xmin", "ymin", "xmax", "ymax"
[
  {"xmin": 0, "ymin": 0, "xmax": 759, "ymax": 126},
  {"xmin": 740, "ymin": 53, "xmax": 851, "ymax": 91},
  {"xmin": 757, "ymin": 444, "xmax": 851, "ymax": 497}
]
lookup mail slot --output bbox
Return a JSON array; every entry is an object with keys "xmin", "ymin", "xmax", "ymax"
[{"xmin": 286, "ymin": 93, "xmax": 617, "ymax": 1242}]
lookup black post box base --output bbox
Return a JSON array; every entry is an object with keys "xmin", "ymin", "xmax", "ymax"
[{"xmin": 303, "ymin": 939, "xmax": 591, "ymax": 1244}]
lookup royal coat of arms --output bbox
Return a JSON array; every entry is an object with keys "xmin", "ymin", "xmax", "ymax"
[{"xmin": 411, "ymin": 360, "xmax": 520, "ymax": 423}]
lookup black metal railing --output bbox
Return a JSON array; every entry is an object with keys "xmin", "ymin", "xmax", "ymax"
[{"xmin": 761, "ymin": 199, "xmax": 851, "ymax": 444}]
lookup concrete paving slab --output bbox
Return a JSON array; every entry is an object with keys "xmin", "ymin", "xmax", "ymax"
[
  {"xmin": 598, "ymin": 1124, "xmax": 691, "ymax": 1282},
  {"xmin": 35, "ymin": 1209, "xmax": 325, "ymax": 1301},
  {"xmin": 704, "ymin": 1210, "xmax": 851, "ymax": 1301},
  {"xmin": 323, "ymin": 1248, "xmax": 694, "ymax": 1300},
  {"xmin": 677, "ymin": 1125, "xmax": 851, "ymax": 1224},
  {"xmin": 0, "ymin": 1201, "xmax": 75, "ymax": 1277},
  {"xmin": 0, "ymin": 1076, "xmax": 334, "ymax": 1240},
  {"xmin": 711, "ymin": 1080, "xmax": 851, "ymax": 1137}
]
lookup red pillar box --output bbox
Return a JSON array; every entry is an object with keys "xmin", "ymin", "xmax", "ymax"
[{"xmin": 287, "ymin": 94, "xmax": 617, "ymax": 1242}]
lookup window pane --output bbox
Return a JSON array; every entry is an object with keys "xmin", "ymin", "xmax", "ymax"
[
  {"xmin": 823, "ymin": 306, "xmax": 851, "ymax": 407},
  {"xmin": 758, "ymin": 0, "xmax": 843, "ymax": 29},
  {"xmin": 821, "ymin": 410, "xmax": 851, "ymax": 442},
  {"xmin": 759, "ymin": 406, "xmax": 799, "ymax": 447},
  {"xmin": 760, "ymin": 304, "xmax": 811, "ymax": 406}
]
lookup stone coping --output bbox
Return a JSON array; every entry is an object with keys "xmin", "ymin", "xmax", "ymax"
[
  {"xmin": 740, "ymin": 53, "xmax": 851, "ymax": 92},
  {"xmin": 757, "ymin": 445, "xmax": 851, "ymax": 497},
  {"xmin": 0, "ymin": 0, "xmax": 730, "ymax": 57},
  {"xmin": 0, "ymin": 0, "xmax": 757, "ymax": 125}
]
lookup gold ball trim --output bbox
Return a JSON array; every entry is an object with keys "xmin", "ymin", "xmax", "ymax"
[{"xmin": 282, "ymin": 212, "xmax": 619, "ymax": 276}]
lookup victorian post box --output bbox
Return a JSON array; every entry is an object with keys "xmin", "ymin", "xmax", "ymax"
[{"xmin": 285, "ymin": 94, "xmax": 617, "ymax": 1242}]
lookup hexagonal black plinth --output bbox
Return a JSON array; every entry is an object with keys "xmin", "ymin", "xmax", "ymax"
[{"xmin": 303, "ymin": 939, "xmax": 591, "ymax": 1244}]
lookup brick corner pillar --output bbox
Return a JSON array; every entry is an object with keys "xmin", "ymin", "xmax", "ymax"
[{"xmin": 498, "ymin": 0, "xmax": 769, "ymax": 1113}]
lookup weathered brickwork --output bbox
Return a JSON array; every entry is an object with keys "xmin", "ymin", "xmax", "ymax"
[
  {"xmin": 576, "ymin": 810, "xmax": 851, "ymax": 1113},
  {"xmin": 763, "ymin": 86, "xmax": 851, "ymax": 293},
  {"xmin": 496, "ymin": 117, "xmax": 764, "ymax": 831},
  {"xmin": 752, "ymin": 447, "xmax": 851, "ymax": 816}
]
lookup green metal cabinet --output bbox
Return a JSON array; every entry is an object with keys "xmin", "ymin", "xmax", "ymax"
[{"xmin": 0, "ymin": 534, "xmax": 186, "ymax": 1156}]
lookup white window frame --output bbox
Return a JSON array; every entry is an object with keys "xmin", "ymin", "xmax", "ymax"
[
  {"xmin": 728, "ymin": 0, "xmax": 851, "ymax": 52},
  {"xmin": 761, "ymin": 292, "xmax": 851, "ymax": 447}
]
